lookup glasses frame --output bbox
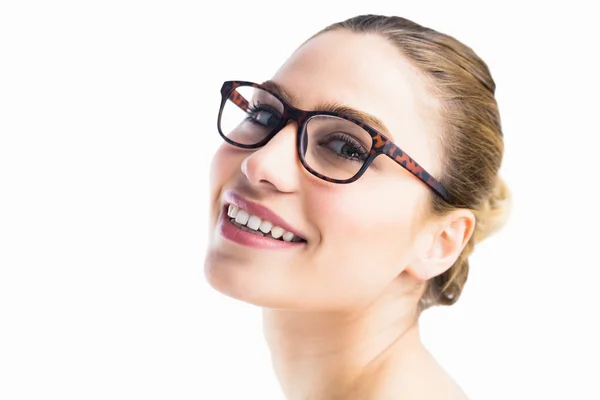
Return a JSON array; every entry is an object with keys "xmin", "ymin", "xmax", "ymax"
[{"xmin": 217, "ymin": 80, "xmax": 451, "ymax": 203}]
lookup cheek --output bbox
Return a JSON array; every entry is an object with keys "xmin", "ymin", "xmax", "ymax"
[
  {"xmin": 321, "ymin": 191, "xmax": 418, "ymax": 256},
  {"xmin": 303, "ymin": 182, "xmax": 424, "ymax": 304},
  {"xmin": 209, "ymin": 144, "xmax": 240, "ymax": 193},
  {"xmin": 208, "ymin": 144, "xmax": 244, "ymax": 219},
  {"xmin": 318, "ymin": 180, "xmax": 421, "ymax": 241}
]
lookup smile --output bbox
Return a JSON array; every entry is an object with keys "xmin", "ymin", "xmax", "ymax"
[{"xmin": 227, "ymin": 204, "xmax": 306, "ymax": 243}]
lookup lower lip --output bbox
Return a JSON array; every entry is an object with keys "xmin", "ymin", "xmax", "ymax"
[{"xmin": 218, "ymin": 209, "xmax": 305, "ymax": 249}]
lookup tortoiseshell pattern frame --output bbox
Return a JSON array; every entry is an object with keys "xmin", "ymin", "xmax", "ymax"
[{"xmin": 217, "ymin": 80, "xmax": 451, "ymax": 203}]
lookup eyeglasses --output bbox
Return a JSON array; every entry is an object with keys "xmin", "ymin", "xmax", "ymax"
[{"xmin": 217, "ymin": 81, "xmax": 451, "ymax": 203}]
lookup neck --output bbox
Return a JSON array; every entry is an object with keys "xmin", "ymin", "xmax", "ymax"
[{"xmin": 262, "ymin": 284, "xmax": 423, "ymax": 399}]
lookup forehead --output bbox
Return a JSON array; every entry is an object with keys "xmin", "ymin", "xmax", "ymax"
[{"xmin": 271, "ymin": 29, "xmax": 441, "ymax": 173}]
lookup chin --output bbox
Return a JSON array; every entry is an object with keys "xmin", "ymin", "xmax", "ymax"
[
  {"xmin": 205, "ymin": 260, "xmax": 346, "ymax": 313},
  {"xmin": 203, "ymin": 251, "xmax": 288, "ymax": 308},
  {"xmin": 204, "ymin": 251, "xmax": 246, "ymax": 299}
]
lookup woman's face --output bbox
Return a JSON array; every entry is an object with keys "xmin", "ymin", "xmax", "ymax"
[{"xmin": 204, "ymin": 30, "xmax": 443, "ymax": 311}]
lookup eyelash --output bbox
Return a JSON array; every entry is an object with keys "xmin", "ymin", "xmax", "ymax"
[
  {"xmin": 328, "ymin": 132, "xmax": 368, "ymax": 160},
  {"xmin": 247, "ymin": 102, "xmax": 280, "ymax": 117},
  {"xmin": 330, "ymin": 132, "xmax": 367, "ymax": 150}
]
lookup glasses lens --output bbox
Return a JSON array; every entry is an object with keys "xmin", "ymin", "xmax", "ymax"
[
  {"xmin": 302, "ymin": 115, "xmax": 373, "ymax": 181},
  {"xmin": 219, "ymin": 85, "xmax": 284, "ymax": 146}
]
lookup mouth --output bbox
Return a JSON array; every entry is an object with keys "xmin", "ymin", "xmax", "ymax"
[{"xmin": 225, "ymin": 204, "xmax": 307, "ymax": 243}]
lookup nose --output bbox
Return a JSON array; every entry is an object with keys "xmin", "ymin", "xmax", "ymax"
[{"xmin": 241, "ymin": 122, "xmax": 301, "ymax": 193}]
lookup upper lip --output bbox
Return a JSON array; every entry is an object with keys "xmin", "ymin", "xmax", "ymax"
[{"xmin": 223, "ymin": 191, "xmax": 306, "ymax": 241}]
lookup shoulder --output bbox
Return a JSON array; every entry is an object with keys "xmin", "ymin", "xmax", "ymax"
[
  {"xmin": 364, "ymin": 349, "xmax": 470, "ymax": 400},
  {"xmin": 396, "ymin": 368, "xmax": 469, "ymax": 400}
]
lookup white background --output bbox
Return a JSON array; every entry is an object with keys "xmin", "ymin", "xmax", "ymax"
[{"xmin": 1, "ymin": 1, "xmax": 599, "ymax": 399}]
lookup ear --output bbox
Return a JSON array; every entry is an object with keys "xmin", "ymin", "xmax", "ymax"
[{"xmin": 406, "ymin": 209, "xmax": 476, "ymax": 281}]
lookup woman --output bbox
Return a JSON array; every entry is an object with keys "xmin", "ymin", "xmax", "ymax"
[{"xmin": 204, "ymin": 14, "xmax": 510, "ymax": 399}]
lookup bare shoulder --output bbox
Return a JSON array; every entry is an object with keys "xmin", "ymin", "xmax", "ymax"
[
  {"xmin": 400, "ymin": 364, "xmax": 470, "ymax": 400},
  {"xmin": 358, "ymin": 350, "xmax": 470, "ymax": 400},
  {"xmin": 427, "ymin": 364, "xmax": 470, "ymax": 400}
]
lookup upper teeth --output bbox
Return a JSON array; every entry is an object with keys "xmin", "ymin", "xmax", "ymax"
[{"xmin": 227, "ymin": 204, "xmax": 300, "ymax": 242}]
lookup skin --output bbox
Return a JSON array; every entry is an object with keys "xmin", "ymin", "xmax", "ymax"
[{"xmin": 205, "ymin": 29, "xmax": 475, "ymax": 399}]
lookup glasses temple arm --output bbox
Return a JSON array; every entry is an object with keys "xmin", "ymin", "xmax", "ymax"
[{"xmin": 383, "ymin": 142, "xmax": 452, "ymax": 203}]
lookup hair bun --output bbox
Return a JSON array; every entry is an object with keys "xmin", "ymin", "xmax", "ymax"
[{"xmin": 473, "ymin": 176, "xmax": 511, "ymax": 243}]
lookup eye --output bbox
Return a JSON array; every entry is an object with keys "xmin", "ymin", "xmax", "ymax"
[
  {"xmin": 321, "ymin": 133, "xmax": 368, "ymax": 162},
  {"xmin": 247, "ymin": 103, "xmax": 281, "ymax": 129}
]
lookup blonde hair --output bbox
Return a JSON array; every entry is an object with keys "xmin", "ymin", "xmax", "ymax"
[{"xmin": 317, "ymin": 15, "xmax": 511, "ymax": 310}]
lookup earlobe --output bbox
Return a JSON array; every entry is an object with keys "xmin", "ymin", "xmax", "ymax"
[{"xmin": 406, "ymin": 210, "xmax": 475, "ymax": 281}]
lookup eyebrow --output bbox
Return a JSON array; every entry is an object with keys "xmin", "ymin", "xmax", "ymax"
[
  {"xmin": 260, "ymin": 80, "xmax": 392, "ymax": 137},
  {"xmin": 260, "ymin": 80, "xmax": 296, "ymax": 104}
]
